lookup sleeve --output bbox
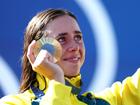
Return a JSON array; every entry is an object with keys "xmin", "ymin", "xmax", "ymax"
[
  {"xmin": 40, "ymin": 80, "xmax": 72, "ymax": 105},
  {"xmin": 0, "ymin": 95, "xmax": 31, "ymax": 105},
  {"xmin": 95, "ymin": 68, "xmax": 140, "ymax": 105}
]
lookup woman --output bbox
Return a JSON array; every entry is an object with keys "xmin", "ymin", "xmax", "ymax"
[{"xmin": 0, "ymin": 8, "xmax": 140, "ymax": 105}]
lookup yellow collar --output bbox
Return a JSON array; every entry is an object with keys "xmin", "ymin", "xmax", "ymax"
[
  {"xmin": 35, "ymin": 74, "xmax": 82, "ymax": 92},
  {"xmin": 65, "ymin": 74, "xmax": 81, "ymax": 88}
]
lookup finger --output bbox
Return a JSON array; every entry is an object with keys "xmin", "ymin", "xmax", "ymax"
[
  {"xmin": 45, "ymin": 51, "xmax": 57, "ymax": 63},
  {"xmin": 35, "ymin": 49, "xmax": 55, "ymax": 65},
  {"xmin": 27, "ymin": 40, "xmax": 36, "ymax": 64}
]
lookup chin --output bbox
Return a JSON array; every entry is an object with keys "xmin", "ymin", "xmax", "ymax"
[{"xmin": 64, "ymin": 70, "xmax": 80, "ymax": 77}]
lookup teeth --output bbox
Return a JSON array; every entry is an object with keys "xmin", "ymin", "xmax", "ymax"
[
  {"xmin": 63, "ymin": 56, "xmax": 80, "ymax": 61},
  {"xmin": 72, "ymin": 57, "xmax": 79, "ymax": 61}
]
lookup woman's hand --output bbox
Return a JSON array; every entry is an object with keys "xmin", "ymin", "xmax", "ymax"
[{"xmin": 27, "ymin": 40, "xmax": 65, "ymax": 84}]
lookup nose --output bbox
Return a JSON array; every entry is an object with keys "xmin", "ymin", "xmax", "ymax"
[{"xmin": 67, "ymin": 41, "xmax": 79, "ymax": 52}]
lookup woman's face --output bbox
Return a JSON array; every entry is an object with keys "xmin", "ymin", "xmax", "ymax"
[{"xmin": 46, "ymin": 15, "xmax": 85, "ymax": 77}]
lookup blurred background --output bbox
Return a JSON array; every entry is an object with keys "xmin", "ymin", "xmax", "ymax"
[{"xmin": 0, "ymin": 0, "xmax": 140, "ymax": 98}]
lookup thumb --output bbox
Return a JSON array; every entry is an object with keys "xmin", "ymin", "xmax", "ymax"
[{"xmin": 27, "ymin": 40, "xmax": 36, "ymax": 64}]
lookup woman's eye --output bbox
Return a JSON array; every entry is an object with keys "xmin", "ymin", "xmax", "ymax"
[
  {"xmin": 74, "ymin": 35, "xmax": 82, "ymax": 42},
  {"xmin": 57, "ymin": 37, "xmax": 66, "ymax": 44}
]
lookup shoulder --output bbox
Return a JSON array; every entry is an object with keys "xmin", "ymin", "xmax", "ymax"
[{"xmin": 0, "ymin": 89, "xmax": 35, "ymax": 105}]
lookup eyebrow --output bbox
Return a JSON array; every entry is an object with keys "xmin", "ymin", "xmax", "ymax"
[
  {"xmin": 56, "ymin": 30, "xmax": 82, "ymax": 38},
  {"xmin": 74, "ymin": 30, "xmax": 82, "ymax": 34},
  {"xmin": 58, "ymin": 32, "xmax": 68, "ymax": 37}
]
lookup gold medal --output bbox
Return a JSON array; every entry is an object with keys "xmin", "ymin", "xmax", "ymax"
[{"xmin": 34, "ymin": 35, "xmax": 62, "ymax": 62}]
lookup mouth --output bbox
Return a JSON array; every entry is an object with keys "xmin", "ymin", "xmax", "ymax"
[{"xmin": 63, "ymin": 56, "xmax": 81, "ymax": 63}]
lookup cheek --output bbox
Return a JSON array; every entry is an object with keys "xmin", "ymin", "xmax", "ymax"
[
  {"xmin": 80, "ymin": 43, "xmax": 85, "ymax": 53},
  {"xmin": 80, "ymin": 44, "xmax": 85, "ymax": 60},
  {"xmin": 60, "ymin": 45, "xmax": 67, "ymax": 56}
]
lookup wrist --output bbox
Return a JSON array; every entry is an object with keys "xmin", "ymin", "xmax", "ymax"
[{"xmin": 54, "ymin": 70, "xmax": 65, "ymax": 84}]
